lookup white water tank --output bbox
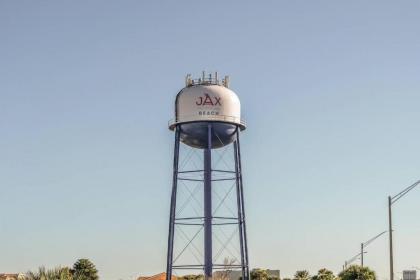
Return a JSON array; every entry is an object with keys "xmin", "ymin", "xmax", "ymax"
[{"xmin": 169, "ymin": 73, "xmax": 246, "ymax": 149}]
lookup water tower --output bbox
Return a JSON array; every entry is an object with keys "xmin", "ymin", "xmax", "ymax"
[{"xmin": 166, "ymin": 72, "xmax": 249, "ymax": 280}]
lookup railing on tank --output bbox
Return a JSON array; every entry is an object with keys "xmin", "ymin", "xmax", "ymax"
[
  {"xmin": 185, "ymin": 71, "xmax": 230, "ymax": 88},
  {"xmin": 168, "ymin": 114, "xmax": 246, "ymax": 130}
]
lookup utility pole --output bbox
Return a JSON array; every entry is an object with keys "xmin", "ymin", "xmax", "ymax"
[
  {"xmin": 388, "ymin": 180, "xmax": 420, "ymax": 280},
  {"xmin": 361, "ymin": 243, "xmax": 364, "ymax": 267},
  {"xmin": 346, "ymin": 231, "xmax": 386, "ymax": 269},
  {"xmin": 360, "ymin": 230, "xmax": 387, "ymax": 267},
  {"xmin": 389, "ymin": 196, "xmax": 394, "ymax": 280}
]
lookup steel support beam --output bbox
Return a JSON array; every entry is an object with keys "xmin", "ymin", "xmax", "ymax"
[
  {"xmin": 166, "ymin": 127, "xmax": 181, "ymax": 280},
  {"xmin": 234, "ymin": 135, "xmax": 246, "ymax": 280},
  {"xmin": 204, "ymin": 123, "xmax": 213, "ymax": 280},
  {"xmin": 166, "ymin": 124, "xmax": 249, "ymax": 279},
  {"xmin": 235, "ymin": 130, "xmax": 249, "ymax": 280}
]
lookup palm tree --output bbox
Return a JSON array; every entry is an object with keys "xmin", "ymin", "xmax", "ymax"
[
  {"xmin": 72, "ymin": 259, "xmax": 99, "ymax": 280},
  {"xmin": 25, "ymin": 266, "xmax": 72, "ymax": 280},
  {"xmin": 312, "ymin": 269, "xmax": 335, "ymax": 280},
  {"xmin": 339, "ymin": 265, "xmax": 376, "ymax": 280},
  {"xmin": 294, "ymin": 270, "xmax": 311, "ymax": 280},
  {"xmin": 250, "ymin": 269, "xmax": 269, "ymax": 280}
]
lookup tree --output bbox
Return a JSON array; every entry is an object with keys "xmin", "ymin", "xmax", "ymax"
[
  {"xmin": 72, "ymin": 259, "xmax": 99, "ymax": 280},
  {"xmin": 26, "ymin": 266, "xmax": 47, "ymax": 280},
  {"xmin": 294, "ymin": 270, "xmax": 311, "ymax": 280},
  {"xmin": 58, "ymin": 267, "xmax": 73, "ymax": 280},
  {"xmin": 26, "ymin": 266, "xmax": 72, "ymax": 280},
  {"xmin": 339, "ymin": 265, "xmax": 376, "ymax": 280},
  {"xmin": 213, "ymin": 258, "xmax": 237, "ymax": 280},
  {"xmin": 178, "ymin": 275, "xmax": 204, "ymax": 280},
  {"xmin": 251, "ymin": 269, "xmax": 269, "ymax": 280},
  {"xmin": 312, "ymin": 269, "xmax": 336, "ymax": 280}
]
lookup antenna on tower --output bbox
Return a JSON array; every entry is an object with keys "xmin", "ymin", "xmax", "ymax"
[
  {"xmin": 185, "ymin": 74, "xmax": 192, "ymax": 86},
  {"xmin": 223, "ymin": 75, "xmax": 230, "ymax": 88}
]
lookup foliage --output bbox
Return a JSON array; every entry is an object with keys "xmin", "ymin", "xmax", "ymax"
[
  {"xmin": 249, "ymin": 269, "xmax": 279, "ymax": 280},
  {"xmin": 178, "ymin": 275, "xmax": 204, "ymax": 280},
  {"xmin": 339, "ymin": 265, "xmax": 376, "ymax": 280},
  {"xmin": 25, "ymin": 259, "xmax": 99, "ymax": 280},
  {"xmin": 25, "ymin": 266, "xmax": 72, "ymax": 280},
  {"xmin": 294, "ymin": 270, "xmax": 311, "ymax": 280},
  {"xmin": 251, "ymin": 269, "xmax": 269, "ymax": 280},
  {"xmin": 72, "ymin": 259, "xmax": 99, "ymax": 280},
  {"xmin": 312, "ymin": 269, "xmax": 336, "ymax": 280}
]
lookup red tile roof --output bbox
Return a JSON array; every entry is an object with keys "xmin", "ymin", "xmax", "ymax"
[{"xmin": 138, "ymin": 272, "xmax": 177, "ymax": 280}]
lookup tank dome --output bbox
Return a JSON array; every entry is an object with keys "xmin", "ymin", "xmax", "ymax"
[{"xmin": 169, "ymin": 73, "xmax": 245, "ymax": 149}]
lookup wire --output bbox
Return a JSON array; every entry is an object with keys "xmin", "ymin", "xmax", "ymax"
[
  {"xmin": 391, "ymin": 180, "xmax": 420, "ymax": 204},
  {"xmin": 363, "ymin": 231, "xmax": 387, "ymax": 247},
  {"xmin": 346, "ymin": 252, "xmax": 362, "ymax": 265}
]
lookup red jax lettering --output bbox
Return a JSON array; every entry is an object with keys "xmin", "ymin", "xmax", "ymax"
[{"xmin": 196, "ymin": 93, "xmax": 222, "ymax": 106}]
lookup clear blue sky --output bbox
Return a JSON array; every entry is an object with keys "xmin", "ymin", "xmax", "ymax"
[{"xmin": 1, "ymin": 1, "xmax": 419, "ymax": 279}]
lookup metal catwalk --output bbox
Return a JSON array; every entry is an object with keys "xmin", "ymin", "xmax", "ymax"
[{"xmin": 166, "ymin": 123, "xmax": 249, "ymax": 280}]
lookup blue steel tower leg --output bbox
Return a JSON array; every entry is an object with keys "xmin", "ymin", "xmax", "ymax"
[
  {"xmin": 204, "ymin": 123, "xmax": 213, "ymax": 280},
  {"xmin": 234, "ymin": 130, "xmax": 249, "ymax": 280},
  {"xmin": 166, "ymin": 127, "xmax": 180, "ymax": 280}
]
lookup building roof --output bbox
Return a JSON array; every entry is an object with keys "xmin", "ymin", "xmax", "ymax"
[
  {"xmin": 0, "ymin": 274, "xmax": 25, "ymax": 280},
  {"xmin": 138, "ymin": 272, "xmax": 177, "ymax": 280}
]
